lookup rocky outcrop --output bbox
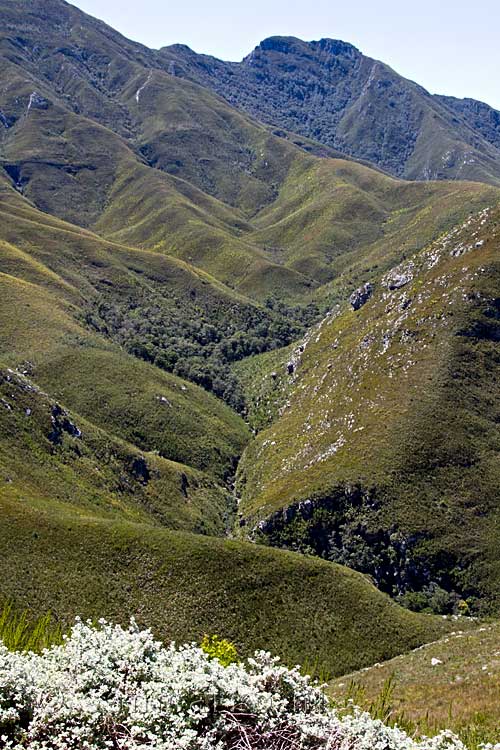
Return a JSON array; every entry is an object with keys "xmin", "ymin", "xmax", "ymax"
[
  {"xmin": 130, "ymin": 456, "xmax": 151, "ymax": 485},
  {"xmin": 48, "ymin": 404, "xmax": 82, "ymax": 445},
  {"xmin": 350, "ymin": 282, "xmax": 373, "ymax": 310}
]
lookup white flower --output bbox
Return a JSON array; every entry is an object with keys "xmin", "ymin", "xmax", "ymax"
[{"xmin": 0, "ymin": 619, "xmax": 472, "ymax": 750}]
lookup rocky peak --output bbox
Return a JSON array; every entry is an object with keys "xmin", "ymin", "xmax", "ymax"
[
  {"xmin": 246, "ymin": 36, "xmax": 360, "ymax": 64},
  {"xmin": 313, "ymin": 38, "xmax": 360, "ymax": 59},
  {"xmin": 251, "ymin": 36, "xmax": 306, "ymax": 56}
]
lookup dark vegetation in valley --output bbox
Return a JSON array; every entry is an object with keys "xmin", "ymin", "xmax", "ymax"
[
  {"xmin": 84, "ymin": 291, "xmax": 320, "ymax": 412},
  {"xmin": 254, "ymin": 488, "xmax": 475, "ymax": 616}
]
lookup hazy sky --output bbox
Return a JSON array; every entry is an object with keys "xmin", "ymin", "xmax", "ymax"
[{"xmin": 72, "ymin": 0, "xmax": 500, "ymax": 110}]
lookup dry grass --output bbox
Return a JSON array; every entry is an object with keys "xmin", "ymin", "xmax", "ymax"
[{"xmin": 329, "ymin": 622, "xmax": 500, "ymax": 743}]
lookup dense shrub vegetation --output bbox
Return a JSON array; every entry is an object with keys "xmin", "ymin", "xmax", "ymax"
[
  {"xmin": 84, "ymin": 290, "xmax": 320, "ymax": 411},
  {"xmin": 255, "ymin": 491, "xmax": 473, "ymax": 616},
  {"xmin": 0, "ymin": 618, "xmax": 488, "ymax": 750}
]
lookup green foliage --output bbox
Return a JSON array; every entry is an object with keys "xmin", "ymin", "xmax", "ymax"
[
  {"xmin": 84, "ymin": 289, "xmax": 319, "ymax": 412},
  {"xmin": 201, "ymin": 634, "xmax": 240, "ymax": 666},
  {"xmin": 232, "ymin": 344, "xmax": 297, "ymax": 432},
  {"xmin": 397, "ymin": 586, "xmax": 462, "ymax": 616},
  {"xmin": 0, "ymin": 603, "xmax": 63, "ymax": 653}
]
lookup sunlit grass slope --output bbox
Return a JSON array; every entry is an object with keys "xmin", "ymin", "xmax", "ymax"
[
  {"xmin": 237, "ymin": 205, "xmax": 500, "ymax": 613},
  {"xmin": 329, "ymin": 621, "xmax": 500, "ymax": 743},
  {"xmin": 0, "ymin": 490, "xmax": 452, "ymax": 679}
]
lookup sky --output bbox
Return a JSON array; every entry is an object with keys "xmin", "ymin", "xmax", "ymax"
[{"xmin": 72, "ymin": 0, "xmax": 500, "ymax": 110}]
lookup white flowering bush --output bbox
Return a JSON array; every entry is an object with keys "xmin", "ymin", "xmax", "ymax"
[{"xmin": 0, "ymin": 618, "xmax": 473, "ymax": 750}]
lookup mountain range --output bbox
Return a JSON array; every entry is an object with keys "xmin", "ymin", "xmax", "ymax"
[{"xmin": 0, "ymin": 0, "xmax": 499, "ymax": 681}]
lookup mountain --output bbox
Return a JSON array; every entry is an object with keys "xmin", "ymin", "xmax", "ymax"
[
  {"xmin": 0, "ymin": 0, "xmax": 498, "ymax": 677},
  {"xmin": 160, "ymin": 36, "xmax": 500, "ymax": 187}
]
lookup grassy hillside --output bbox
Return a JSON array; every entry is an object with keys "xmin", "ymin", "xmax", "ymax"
[
  {"xmin": 0, "ymin": 364, "xmax": 234, "ymax": 535},
  {"xmin": 329, "ymin": 621, "xmax": 500, "ymax": 744},
  {"xmin": 0, "ymin": 98, "xmax": 457, "ymax": 680},
  {"xmin": 0, "ymin": 262, "xmax": 250, "ymax": 483},
  {"xmin": 237, "ymin": 205, "xmax": 500, "ymax": 614},
  {"xmin": 0, "ymin": 180, "xmax": 253, "ymax": 532},
  {"xmin": 0, "ymin": 192, "xmax": 458, "ymax": 677},
  {"xmin": 0, "ymin": 489, "xmax": 453, "ymax": 679},
  {"xmin": 251, "ymin": 157, "xmax": 499, "ymax": 290}
]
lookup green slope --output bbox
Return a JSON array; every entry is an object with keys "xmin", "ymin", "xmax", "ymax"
[
  {"xmin": 0, "ymin": 490, "xmax": 452, "ymax": 679},
  {"xmin": 0, "ymin": 184, "xmax": 252, "ymax": 530},
  {"xmin": 250, "ymin": 157, "xmax": 499, "ymax": 290},
  {"xmin": 237, "ymin": 205, "xmax": 500, "ymax": 614},
  {"xmin": 0, "ymin": 165, "xmax": 460, "ymax": 680},
  {"xmin": 0, "ymin": 365, "xmax": 232, "ymax": 535},
  {"xmin": 329, "ymin": 621, "xmax": 500, "ymax": 743}
]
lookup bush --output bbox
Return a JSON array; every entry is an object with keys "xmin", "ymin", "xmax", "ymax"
[
  {"xmin": 201, "ymin": 633, "xmax": 239, "ymax": 666},
  {"xmin": 0, "ymin": 618, "xmax": 476, "ymax": 749}
]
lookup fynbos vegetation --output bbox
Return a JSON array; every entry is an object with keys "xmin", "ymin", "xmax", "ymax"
[{"xmin": 0, "ymin": 1, "xmax": 498, "ymax": 746}]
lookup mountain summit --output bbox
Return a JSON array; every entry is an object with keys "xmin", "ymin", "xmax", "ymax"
[{"xmin": 161, "ymin": 35, "xmax": 500, "ymax": 185}]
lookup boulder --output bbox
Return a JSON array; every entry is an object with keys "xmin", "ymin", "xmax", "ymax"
[{"xmin": 350, "ymin": 282, "xmax": 373, "ymax": 310}]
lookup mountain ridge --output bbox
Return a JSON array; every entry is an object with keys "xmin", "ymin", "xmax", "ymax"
[{"xmin": 160, "ymin": 34, "xmax": 500, "ymax": 186}]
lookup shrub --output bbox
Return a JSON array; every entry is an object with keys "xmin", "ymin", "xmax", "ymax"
[
  {"xmin": 200, "ymin": 633, "xmax": 239, "ymax": 666},
  {"xmin": 0, "ymin": 618, "xmax": 479, "ymax": 750}
]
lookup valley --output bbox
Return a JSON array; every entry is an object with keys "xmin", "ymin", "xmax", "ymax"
[{"xmin": 0, "ymin": 2, "xmax": 498, "ymax": 746}]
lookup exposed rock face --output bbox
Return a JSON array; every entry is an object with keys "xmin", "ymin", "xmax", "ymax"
[
  {"xmin": 388, "ymin": 274, "xmax": 411, "ymax": 290},
  {"xmin": 384, "ymin": 262, "xmax": 415, "ymax": 290},
  {"xmin": 350, "ymin": 282, "xmax": 373, "ymax": 310},
  {"xmin": 27, "ymin": 91, "xmax": 50, "ymax": 111},
  {"xmin": 130, "ymin": 456, "xmax": 151, "ymax": 485},
  {"xmin": 48, "ymin": 404, "xmax": 82, "ymax": 445}
]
